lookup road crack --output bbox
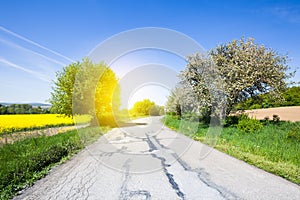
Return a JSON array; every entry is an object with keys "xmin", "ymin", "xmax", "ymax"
[
  {"xmin": 119, "ymin": 159, "xmax": 151, "ymax": 200},
  {"xmin": 153, "ymin": 135, "xmax": 239, "ymax": 200},
  {"xmin": 146, "ymin": 135, "xmax": 186, "ymax": 200}
]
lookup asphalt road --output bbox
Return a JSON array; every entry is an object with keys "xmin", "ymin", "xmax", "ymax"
[{"xmin": 14, "ymin": 117, "xmax": 300, "ymax": 200}]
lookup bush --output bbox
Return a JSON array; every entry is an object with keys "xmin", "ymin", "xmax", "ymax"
[
  {"xmin": 249, "ymin": 104, "xmax": 262, "ymax": 109},
  {"xmin": 272, "ymin": 114, "xmax": 280, "ymax": 123},
  {"xmin": 287, "ymin": 125, "xmax": 300, "ymax": 142},
  {"xmin": 182, "ymin": 112, "xmax": 198, "ymax": 122},
  {"xmin": 264, "ymin": 116, "xmax": 270, "ymax": 121},
  {"xmin": 237, "ymin": 115, "xmax": 263, "ymax": 133},
  {"xmin": 225, "ymin": 116, "xmax": 240, "ymax": 126}
]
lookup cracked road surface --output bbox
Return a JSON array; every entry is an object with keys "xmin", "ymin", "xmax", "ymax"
[{"xmin": 14, "ymin": 117, "xmax": 300, "ymax": 200}]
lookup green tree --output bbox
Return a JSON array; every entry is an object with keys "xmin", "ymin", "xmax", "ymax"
[
  {"xmin": 149, "ymin": 105, "xmax": 160, "ymax": 116},
  {"xmin": 181, "ymin": 37, "xmax": 294, "ymax": 117},
  {"xmin": 50, "ymin": 62, "xmax": 80, "ymax": 116},
  {"xmin": 7, "ymin": 106, "xmax": 14, "ymax": 114},
  {"xmin": 50, "ymin": 59, "xmax": 120, "ymax": 126}
]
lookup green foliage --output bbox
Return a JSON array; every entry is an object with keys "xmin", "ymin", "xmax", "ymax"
[
  {"xmin": 286, "ymin": 125, "xmax": 300, "ymax": 142},
  {"xmin": 0, "ymin": 127, "xmax": 106, "ymax": 199},
  {"xmin": 181, "ymin": 112, "xmax": 199, "ymax": 121},
  {"xmin": 163, "ymin": 115, "xmax": 300, "ymax": 184},
  {"xmin": 249, "ymin": 104, "xmax": 261, "ymax": 110},
  {"xmin": 237, "ymin": 115, "xmax": 263, "ymax": 133},
  {"xmin": 225, "ymin": 115, "xmax": 240, "ymax": 126},
  {"xmin": 50, "ymin": 58, "xmax": 120, "ymax": 127},
  {"xmin": 163, "ymin": 115, "xmax": 181, "ymax": 130},
  {"xmin": 283, "ymin": 86, "xmax": 300, "ymax": 106},
  {"xmin": 50, "ymin": 62, "xmax": 80, "ymax": 116},
  {"xmin": 235, "ymin": 86, "xmax": 300, "ymax": 110},
  {"xmin": 0, "ymin": 104, "xmax": 49, "ymax": 114}
]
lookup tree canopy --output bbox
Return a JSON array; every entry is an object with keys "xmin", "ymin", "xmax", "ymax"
[
  {"xmin": 130, "ymin": 99, "xmax": 164, "ymax": 116},
  {"xmin": 50, "ymin": 62, "xmax": 80, "ymax": 116},
  {"xmin": 130, "ymin": 99, "xmax": 155, "ymax": 116},
  {"xmin": 180, "ymin": 37, "xmax": 294, "ymax": 117},
  {"xmin": 50, "ymin": 58, "xmax": 120, "ymax": 126}
]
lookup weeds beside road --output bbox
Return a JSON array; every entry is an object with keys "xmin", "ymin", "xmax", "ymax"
[
  {"xmin": 0, "ymin": 126, "xmax": 108, "ymax": 199},
  {"xmin": 164, "ymin": 115, "xmax": 300, "ymax": 185}
]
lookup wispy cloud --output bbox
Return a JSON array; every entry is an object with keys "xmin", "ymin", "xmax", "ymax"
[
  {"xmin": 0, "ymin": 26, "xmax": 77, "ymax": 84},
  {"xmin": 0, "ymin": 38, "xmax": 67, "ymax": 67},
  {"xmin": 0, "ymin": 58, "xmax": 51, "ymax": 82},
  {"xmin": 0, "ymin": 26, "xmax": 75, "ymax": 62}
]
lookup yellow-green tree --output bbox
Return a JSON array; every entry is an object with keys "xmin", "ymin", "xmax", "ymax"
[
  {"xmin": 130, "ymin": 99, "xmax": 155, "ymax": 116},
  {"xmin": 94, "ymin": 66, "xmax": 120, "ymax": 126}
]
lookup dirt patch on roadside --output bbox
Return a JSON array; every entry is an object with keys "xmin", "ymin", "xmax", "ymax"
[
  {"xmin": 244, "ymin": 106, "xmax": 300, "ymax": 122},
  {"xmin": 0, "ymin": 124, "xmax": 88, "ymax": 144}
]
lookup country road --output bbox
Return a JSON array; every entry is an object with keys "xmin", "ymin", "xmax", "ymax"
[{"xmin": 14, "ymin": 117, "xmax": 300, "ymax": 200}]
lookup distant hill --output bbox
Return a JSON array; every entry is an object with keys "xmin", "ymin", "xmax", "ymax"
[{"xmin": 0, "ymin": 102, "xmax": 52, "ymax": 108}]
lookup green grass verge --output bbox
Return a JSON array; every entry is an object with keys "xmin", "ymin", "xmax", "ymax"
[
  {"xmin": 163, "ymin": 115, "xmax": 300, "ymax": 184},
  {"xmin": 0, "ymin": 126, "xmax": 108, "ymax": 199}
]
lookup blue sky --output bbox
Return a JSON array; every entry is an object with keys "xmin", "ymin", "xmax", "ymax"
[{"xmin": 0, "ymin": 0, "xmax": 299, "ymax": 106}]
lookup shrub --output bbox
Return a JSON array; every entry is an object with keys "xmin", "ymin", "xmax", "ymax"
[
  {"xmin": 182, "ymin": 112, "xmax": 198, "ymax": 122},
  {"xmin": 249, "ymin": 104, "xmax": 262, "ymax": 109},
  {"xmin": 225, "ymin": 116, "xmax": 240, "ymax": 126},
  {"xmin": 287, "ymin": 125, "xmax": 300, "ymax": 142},
  {"xmin": 273, "ymin": 114, "xmax": 280, "ymax": 123},
  {"xmin": 237, "ymin": 116, "xmax": 263, "ymax": 133},
  {"xmin": 225, "ymin": 113, "xmax": 250, "ymax": 127},
  {"xmin": 264, "ymin": 116, "xmax": 270, "ymax": 121}
]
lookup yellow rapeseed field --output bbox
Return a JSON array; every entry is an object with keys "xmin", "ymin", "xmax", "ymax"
[{"xmin": 0, "ymin": 114, "xmax": 91, "ymax": 135}]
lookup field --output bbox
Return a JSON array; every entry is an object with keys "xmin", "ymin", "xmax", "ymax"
[
  {"xmin": 244, "ymin": 106, "xmax": 300, "ymax": 122},
  {"xmin": 164, "ymin": 114, "xmax": 300, "ymax": 184},
  {"xmin": 0, "ymin": 114, "xmax": 92, "ymax": 136}
]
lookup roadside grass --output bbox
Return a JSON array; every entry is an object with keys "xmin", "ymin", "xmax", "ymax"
[
  {"xmin": 163, "ymin": 115, "xmax": 300, "ymax": 184},
  {"xmin": 0, "ymin": 126, "xmax": 108, "ymax": 199}
]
